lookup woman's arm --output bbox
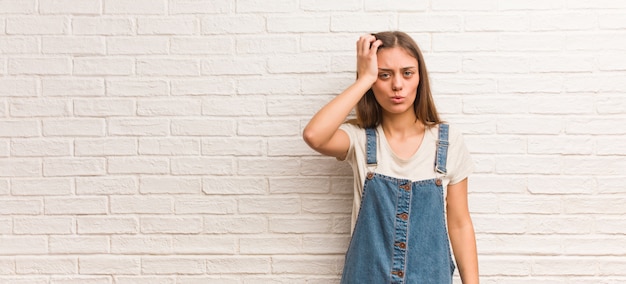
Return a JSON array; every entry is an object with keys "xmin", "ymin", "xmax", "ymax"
[
  {"xmin": 302, "ymin": 35, "xmax": 382, "ymax": 159},
  {"xmin": 447, "ymin": 178, "xmax": 479, "ymax": 283}
]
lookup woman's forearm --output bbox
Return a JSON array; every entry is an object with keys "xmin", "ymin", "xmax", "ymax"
[{"xmin": 449, "ymin": 222, "xmax": 479, "ymax": 284}]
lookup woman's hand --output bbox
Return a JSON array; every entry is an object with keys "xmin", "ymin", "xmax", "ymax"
[{"xmin": 356, "ymin": 34, "xmax": 383, "ymax": 85}]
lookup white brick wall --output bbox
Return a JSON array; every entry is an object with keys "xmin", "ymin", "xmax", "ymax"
[{"xmin": 0, "ymin": 0, "xmax": 625, "ymax": 283}]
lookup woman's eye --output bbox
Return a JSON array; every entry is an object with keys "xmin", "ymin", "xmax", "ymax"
[
  {"xmin": 379, "ymin": 73, "xmax": 390, "ymax": 79},
  {"xmin": 404, "ymin": 71, "xmax": 414, "ymax": 77}
]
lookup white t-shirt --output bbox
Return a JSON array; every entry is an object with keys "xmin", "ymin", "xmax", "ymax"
[{"xmin": 339, "ymin": 123, "xmax": 474, "ymax": 232}]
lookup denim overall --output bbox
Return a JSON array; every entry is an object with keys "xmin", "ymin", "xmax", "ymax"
[{"xmin": 341, "ymin": 124, "xmax": 455, "ymax": 284}]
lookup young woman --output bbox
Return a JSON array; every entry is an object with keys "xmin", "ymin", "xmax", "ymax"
[{"xmin": 303, "ymin": 31, "xmax": 479, "ymax": 283}]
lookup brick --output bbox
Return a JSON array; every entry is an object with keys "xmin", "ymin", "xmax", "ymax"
[
  {"xmin": 74, "ymin": 57, "xmax": 134, "ymax": 75},
  {"xmin": 0, "ymin": 79, "xmax": 37, "ymax": 97},
  {"xmin": 268, "ymin": 54, "xmax": 329, "ymax": 74},
  {"xmin": 0, "ymin": 180, "xmax": 7, "ymax": 195},
  {"xmin": 111, "ymin": 196, "xmax": 172, "ymax": 214},
  {"xmin": 107, "ymin": 37, "xmax": 168, "ymax": 55},
  {"xmin": 206, "ymin": 256, "xmax": 270, "ymax": 274},
  {"xmin": 478, "ymin": 235, "xmax": 562, "ymax": 255},
  {"xmin": 267, "ymin": 96, "xmax": 330, "ymax": 116},
  {"xmin": 0, "ymin": 158, "xmax": 41, "ymax": 177},
  {"xmin": 174, "ymin": 196, "xmax": 237, "ymax": 214},
  {"xmin": 566, "ymin": 118, "xmax": 626, "ymax": 135},
  {"xmin": 140, "ymin": 177, "xmax": 202, "ymax": 194},
  {"xmin": 479, "ymin": 256, "xmax": 530, "ymax": 276},
  {"xmin": 138, "ymin": 17, "xmax": 196, "ymax": 35},
  {"xmin": 43, "ymin": 157, "xmax": 106, "ymax": 176},
  {"xmin": 141, "ymin": 257, "xmax": 205, "ymax": 274},
  {"xmin": 0, "ymin": 37, "xmax": 39, "ymax": 54},
  {"xmin": 531, "ymin": 12, "xmax": 596, "ymax": 31},
  {"xmin": 271, "ymin": 256, "xmax": 343, "ymax": 274},
  {"xmin": 465, "ymin": 135, "xmax": 526, "ymax": 154},
  {"xmin": 49, "ymin": 236, "xmax": 109, "ymax": 254},
  {"xmin": 138, "ymin": 99, "xmax": 202, "ymax": 116},
  {"xmin": 108, "ymin": 157, "xmax": 169, "ymax": 174},
  {"xmin": 0, "ymin": 257, "xmax": 13, "ymax": 273},
  {"xmin": 45, "ymin": 196, "xmax": 108, "ymax": 214},
  {"xmin": 330, "ymin": 14, "xmax": 394, "ymax": 32},
  {"xmin": 76, "ymin": 176, "xmax": 138, "ymax": 195},
  {"xmin": 300, "ymin": 158, "xmax": 352, "ymax": 176},
  {"xmin": 269, "ymin": 177, "xmax": 330, "ymax": 194},
  {"xmin": 498, "ymin": 0, "xmax": 565, "ymax": 10},
  {"xmin": 433, "ymin": 33, "xmax": 498, "ymax": 51},
  {"xmin": 43, "ymin": 119, "xmax": 105, "ymax": 137},
  {"xmin": 597, "ymin": 137, "xmax": 626, "ymax": 155},
  {"xmin": 202, "ymin": 15, "xmax": 265, "ymax": 34},
  {"xmin": 0, "ymin": 0, "xmax": 36, "ymax": 13},
  {"xmin": 432, "ymin": 0, "xmax": 496, "ymax": 10},
  {"xmin": 204, "ymin": 215, "xmax": 267, "ymax": 234},
  {"xmin": 238, "ymin": 197, "xmax": 300, "ymax": 214},
  {"xmin": 566, "ymin": 33, "xmax": 626, "ymax": 51},
  {"xmin": 468, "ymin": 175, "xmax": 526, "ymax": 193},
  {"xmin": 6, "ymin": 16, "xmax": 69, "ymax": 35},
  {"xmin": 43, "ymin": 78, "xmax": 104, "ymax": 97},
  {"xmin": 399, "ymin": 14, "xmax": 461, "ymax": 32},
  {"xmin": 564, "ymin": 197, "xmax": 626, "ymax": 214},
  {"xmin": 562, "ymin": 237, "xmax": 626, "ymax": 255},
  {"xmin": 596, "ymin": 217, "xmax": 626, "ymax": 234},
  {"xmin": 600, "ymin": 13, "xmax": 626, "ymax": 29},
  {"xmin": 267, "ymin": 15, "xmax": 330, "ymax": 33},
  {"xmin": 11, "ymin": 138, "xmax": 71, "ymax": 157},
  {"xmin": 430, "ymin": 76, "xmax": 497, "ymax": 95},
  {"xmin": 178, "ymin": 277, "xmax": 239, "ymax": 284},
  {"xmin": 237, "ymin": 77, "xmax": 300, "ymax": 95},
  {"xmin": 302, "ymin": 197, "xmax": 351, "ymax": 214},
  {"xmin": 498, "ymin": 195, "xmax": 562, "ymax": 214},
  {"xmin": 172, "ymin": 36, "xmax": 234, "ymax": 55},
  {"xmin": 565, "ymin": 75, "xmax": 626, "ymax": 93},
  {"xmin": 237, "ymin": 35, "xmax": 296, "ymax": 54},
  {"xmin": 462, "ymin": 56, "xmax": 528, "ymax": 73},
  {"xmin": 202, "ymin": 56, "xmax": 265, "ymax": 75},
  {"xmin": 9, "ymin": 57, "xmax": 71, "ymax": 75},
  {"xmin": 40, "ymin": 0, "xmax": 101, "ymax": 14},
  {"xmin": 141, "ymin": 217, "xmax": 202, "ymax": 234},
  {"xmin": 598, "ymin": 53, "xmax": 626, "ymax": 71},
  {"xmin": 79, "ymin": 256, "xmax": 140, "ymax": 275},
  {"xmin": 528, "ymin": 136, "xmax": 593, "ymax": 155},
  {"xmin": 0, "ymin": 199, "xmax": 42, "ymax": 215},
  {"xmin": 0, "ymin": 277, "xmax": 48, "ymax": 284},
  {"xmin": 202, "ymin": 96, "xmax": 265, "ymax": 116},
  {"xmin": 171, "ymin": 157, "xmax": 233, "ymax": 175},
  {"xmin": 111, "ymin": 236, "xmax": 172, "ymax": 254},
  {"xmin": 239, "ymin": 236, "xmax": 301, "ymax": 254},
  {"xmin": 270, "ymin": 216, "xmax": 333, "ymax": 233},
  {"xmin": 104, "ymin": 0, "xmax": 166, "ymax": 14},
  {"xmin": 531, "ymin": 56, "xmax": 594, "ymax": 73},
  {"xmin": 106, "ymin": 79, "xmax": 167, "ymax": 96},
  {"xmin": 42, "ymin": 36, "xmax": 105, "ymax": 54},
  {"xmin": 115, "ymin": 276, "xmax": 175, "ymax": 284},
  {"xmin": 108, "ymin": 119, "xmax": 169, "ymax": 136},
  {"xmin": 474, "ymin": 216, "xmax": 526, "ymax": 234},
  {"xmin": 237, "ymin": 158, "xmax": 300, "ymax": 176},
  {"xmin": 172, "ymin": 235, "xmax": 236, "ymax": 254},
  {"xmin": 300, "ymin": 0, "xmax": 359, "ymax": 11},
  {"xmin": 11, "ymin": 178, "xmax": 72, "ymax": 196},
  {"xmin": 169, "ymin": 0, "xmax": 233, "ymax": 14},
  {"xmin": 50, "ymin": 277, "xmax": 112, "ymax": 284},
  {"xmin": 171, "ymin": 78, "xmax": 236, "ymax": 96},
  {"xmin": 236, "ymin": 0, "xmax": 296, "ymax": 12},
  {"xmin": 203, "ymin": 177, "xmax": 267, "ymax": 195},
  {"xmin": 268, "ymin": 138, "xmax": 319, "ymax": 156},
  {"xmin": 74, "ymin": 99, "xmax": 135, "ymax": 117},
  {"xmin": 137, "ymin": 59, "xmax": 200, "ymax": 76},
  {"xmin": 202, "ymin": 137, "xmax": 263, "ymax": 156},
  {"xmin": 526, "ymin": 216, "xmax": 594, "ymax": 234},
  {"xmin": 302, "ymin": 236, "xmax": 350, "ymax": 254},
  {"xmin": 465, "ymin": 14, "xmax": 528, "ymax": 31},
  {"xmin": 77, "ymin": 217, "xmax": 138, "ymax": 234},
  {"xmin": 238, "ymin": 119, "xmax": 300, "ymax": 136},
  {"xmin": 10, "ymin": 99, "xmax": 71, "ymax": 117},
  {"xmin": 0, "ymin": 236, "xmax": 46, "ymax": 255},
  {"xmin": 498, "ymin": 75, "xmax": 563, "ymax": 93},
  {"xmin": 14, "ymin": 217, "xmax": 73, "ymax": 234},
  {"xmin": 72, "ymin": 17, "xmax": 134, "ymax": 35},
  {"xmin": 499, "ymin": 33, "xmax": 564, "ymax": 51},
  {"xmin": 74, "ymin": 138, "xmax": 136, "ymax": 156},
  {"xmin": 171, "ymin": 119, "xmax": 235, "ymax": 136},
  {"xmin": 301, "ymin": 76, "xmax": 353, "ymax": 94},
  {"xmin": 16, "ymin": 257, "xmax": 77, "ymax": 274},
  {"xmin": 139, "ymin": 138, "xmax": 200, "ymax": 155},
  {"xmin": 497, "ymin": 117, "xmax": 562, "ymax": 134}
]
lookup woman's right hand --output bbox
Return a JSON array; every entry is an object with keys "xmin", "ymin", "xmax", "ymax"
[{"xmin": 356, "ymin": 34, "xmax": 383, "ymax": 85}]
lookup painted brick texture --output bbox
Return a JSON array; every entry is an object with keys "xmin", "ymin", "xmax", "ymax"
[{"xmin": 1, "ymin": 0, "xmax": 625, "ymax": 283}]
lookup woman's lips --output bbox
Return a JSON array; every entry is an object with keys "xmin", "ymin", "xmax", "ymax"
[{"xmin": 391, "ymin": 96, "xmax": 405, "ymax": 103}]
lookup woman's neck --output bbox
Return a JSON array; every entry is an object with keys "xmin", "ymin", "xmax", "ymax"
[{"xmin": 381, "ymin": 112, "xmax": 424, "ymax": 139}]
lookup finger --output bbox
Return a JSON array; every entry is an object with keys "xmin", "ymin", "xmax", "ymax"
[{"xmin": 370, "ymin": 39, "xmax": 383, "ymax": 53}]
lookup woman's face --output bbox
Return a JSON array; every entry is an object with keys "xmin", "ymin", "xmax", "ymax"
[{"xmin": 371, "ymin": 46, "xmax": 420, "ymax": 117}]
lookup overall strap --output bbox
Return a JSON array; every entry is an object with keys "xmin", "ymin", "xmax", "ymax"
[
  {"xmin": 365, "ymin": 128, "xmax": 377, "ymax": 166},
  {"xmin": 435, "ymin": 124, "xmax": 449, "ymax": 175}
]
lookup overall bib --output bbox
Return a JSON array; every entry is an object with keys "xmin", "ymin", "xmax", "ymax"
[{"xmin": 341, "ymin": 124, "xmax": 455, "ymax": 284}]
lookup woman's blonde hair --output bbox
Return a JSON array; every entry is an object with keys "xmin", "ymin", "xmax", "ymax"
[{"xmin": 353, "ymin": 31, "xmax": 441, "ymax": 129}]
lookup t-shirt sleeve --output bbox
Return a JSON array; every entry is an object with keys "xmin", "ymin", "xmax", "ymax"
[
  {"xmin": 338, "ymin": 123, "xmax": 357, "ymax": 164},
  {"xmin": 447, "ymin": 126, "xmax": 474, "ymax": 185}
]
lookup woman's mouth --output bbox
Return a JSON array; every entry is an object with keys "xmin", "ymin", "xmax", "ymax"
[{"xmin": 391, "ymin": 96, "xmax": 405, "ymax": 104}]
